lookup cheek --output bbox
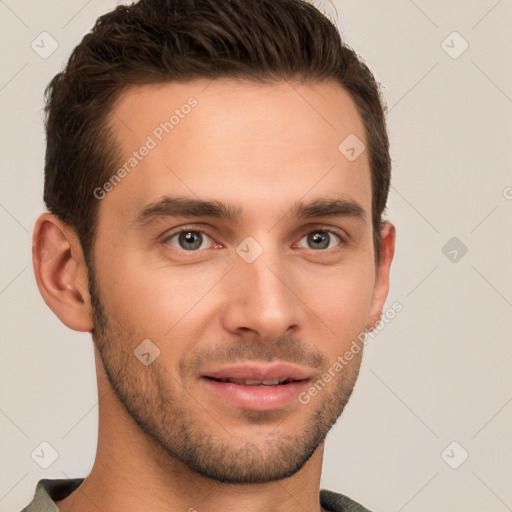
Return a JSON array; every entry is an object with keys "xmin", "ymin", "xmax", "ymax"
[
  {"xmin": 304, "ymin": 264, "xmax": 375, "ymax": 346},
  {"xmin": 96, "ymin": 255, "xmax": 222, "ymax": 339}
]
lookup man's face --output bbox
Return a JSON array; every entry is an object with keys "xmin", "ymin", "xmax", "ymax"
[{"xmin": 89, "ymin": 79, "xmax": 387, "ymax": 483}]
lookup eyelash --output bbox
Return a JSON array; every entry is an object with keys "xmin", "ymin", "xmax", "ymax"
[{"xmin": 162, "ymin": 226, "xmax": 346, "ymax": 253}]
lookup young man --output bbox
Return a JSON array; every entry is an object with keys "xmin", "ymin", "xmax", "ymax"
[{"xmin": 24, "ymin": 0, "xmax": 395, "ymax": 510}]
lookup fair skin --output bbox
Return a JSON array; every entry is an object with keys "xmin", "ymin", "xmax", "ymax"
[{"xmin": 33, "ymin": 79, "xmax": 395, "ymax": 512}]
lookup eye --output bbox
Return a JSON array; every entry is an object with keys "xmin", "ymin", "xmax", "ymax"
[
  {"xmin": 164, "ymin": 230, "xmax": 215, "ymax": 251},
  {"xmin": 298, "ymin": 230, "xmax": 342, "ymax": 251}
]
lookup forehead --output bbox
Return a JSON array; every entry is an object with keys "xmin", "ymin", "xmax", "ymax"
[{"xmin": 100, "ymin": 78, "xmax": 371, "ymax": 226}]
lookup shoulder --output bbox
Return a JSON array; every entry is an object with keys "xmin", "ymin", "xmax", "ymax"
[
  {"xmin": 19, "ymin": 478, "xmax": 84, "ymax": 512},
  {"xmin": 320, "ymin": 488, "xmax": 374, "ymax": 512}
]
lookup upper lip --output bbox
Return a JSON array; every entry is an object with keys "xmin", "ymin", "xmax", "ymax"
[{"xmin": 202, "ymin": 362, "xmax": 312, "ymax": 383}]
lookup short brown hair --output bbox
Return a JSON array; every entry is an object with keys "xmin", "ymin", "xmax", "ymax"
[{"xmin": 43, "ymin": 0, "xmax": 391, "ymax": 269}]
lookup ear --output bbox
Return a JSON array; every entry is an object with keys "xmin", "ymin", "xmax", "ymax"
[
  {"xmin": 32, "ymin": 212, "xmax": 94, "ymax": 332},
  {"xmin": 367, "ymin": 221, "xmax": 396, "ymax": 329}
]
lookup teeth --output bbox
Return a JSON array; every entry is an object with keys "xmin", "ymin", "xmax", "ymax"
[
  {"xmin": 224, "ymin": 378, "xmax": 246, "ymax": 385},
  {"xmin": 244, "ymin": 379, "xmax": 263, "ymax": 385},
  {"xmin": 218, "ymin": 378, "xmax": 285, "ymax": 386}
]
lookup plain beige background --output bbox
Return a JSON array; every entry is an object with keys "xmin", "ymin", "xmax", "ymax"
[{"xmin": 1, "ymin": 1, "xmax": 511, "ymax": 511}]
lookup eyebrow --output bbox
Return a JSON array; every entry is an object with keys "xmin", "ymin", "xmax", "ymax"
[{"xmin": 132, "ymin": 195, "xmax": 367, "ymax": 228}]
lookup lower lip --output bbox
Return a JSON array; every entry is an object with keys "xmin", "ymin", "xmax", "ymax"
[{"xmin": 202, "ymin": 378, "xmax": 310, "ymax": 411}]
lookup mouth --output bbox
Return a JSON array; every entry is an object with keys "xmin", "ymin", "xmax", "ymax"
[
  {"xmin": 200, "ymin": 363, "xmax": 312, "ymax": 411},
  {"xmin": 204, "ymin": 376, "xmax": 304, "ymax": 386}
]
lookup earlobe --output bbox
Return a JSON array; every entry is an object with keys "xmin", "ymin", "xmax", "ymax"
[
  {"xmin": 367, "ymin": 221, "xmax": 396, "ymax": 329},
  {"xmin": 32, "ymin": 213, "xmax": 94, "ymax": 332}
]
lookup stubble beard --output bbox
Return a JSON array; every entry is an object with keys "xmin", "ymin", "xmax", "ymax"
[{"xmin": 88, "ymin": 271, "xmax": 362, "ymax": 484}]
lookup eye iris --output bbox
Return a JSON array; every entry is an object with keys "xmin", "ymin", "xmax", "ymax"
[
  {"xmin": 308, "ymin": 231, "xmax": 330, "ymax": 250},
  {"xmin": 179, "ymin": 231, "xmax": 202, "ymax": 250}
]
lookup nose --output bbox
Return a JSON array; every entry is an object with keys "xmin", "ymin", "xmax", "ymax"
[{"xmin": 220, "ymin": 244, "xmax": 304, "ymax": 341}]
